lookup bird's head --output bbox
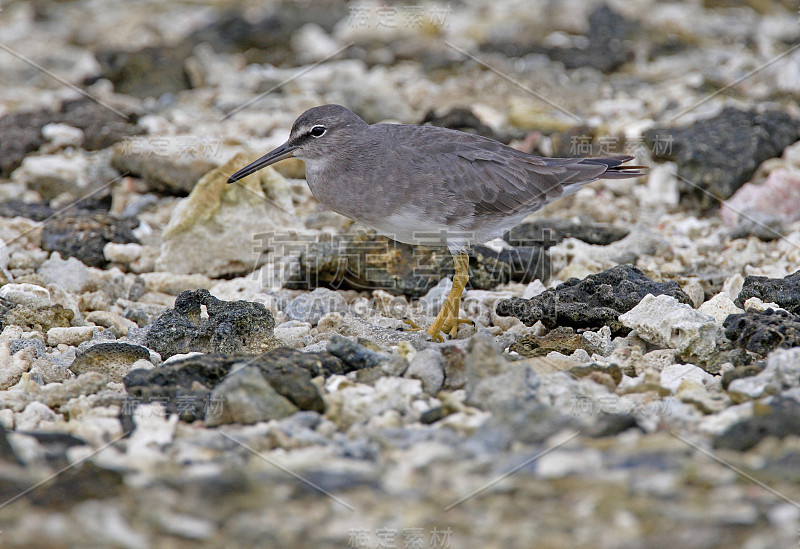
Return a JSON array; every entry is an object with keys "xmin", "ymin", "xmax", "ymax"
[{"xmin": 227, "ymin": 104, "xmax": 367, "ymax": 183}]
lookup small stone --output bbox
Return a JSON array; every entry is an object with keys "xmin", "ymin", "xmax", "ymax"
[
  {"xmin": 47, "ymin": 326, "xmax": 96, "ymax": 346},
  {"xmin": 111, "ymin": 137, "xmax": 218, "ymax": 195},
  {"xmin": 0, "ymin": 283, "xmax": 51, "ymax": 307},
  {"xmin": 14, "ymin": 401, "xmax": 61, "ymax": 431},
  {"xmin": 70, "ymin": 342, "xmax": 152, "ymax": 383},
  {"xmin": 37, "ymin": 254, "xmax": 89, "ymax": 294},
  {"xmin": 326, "ymin": 335, "xmax": 390, "ymax": 372},
  {"xmin": 41, "ymin": 214, "xmax": 139, "ymax": 269},
  {"xmin": 0, "ymin": 342, "xmax": 36, "ymax": 390},
  {"xmin": 676, "ymin": 380, "xmax": 731, "ymax": 414},
  {"xmin": 41, "ymin": 123, "xmax": 84, "ymax": 148},
  {"xmin": 404, "ymin": 348, "xmax": 445, "ymax": 394},
  {"xmin": 285, "ymin": 288, "xmax": 348, "ymax": 325},
  {"xmin": 619, "ymin": 294, "xmax": 725, "ymax": 366},
  {"xmin": 698, "ymin": 293, "xmax": 745, "ymax": 325},
  {"xmin": 103, "ymin": 242, "xmax": 143, "ymax": 264},
  {"xmin": 722, "ymin": 169, "xmax": 800, "ymax": 227},
  {"xmin": 509, "ymin": 326, "xmax": 600, "ymax": 358},
  {"xmin": 9, "ymin": 338, "xmax": 46, "ymax": 358},
  {"xmin": 273, "ymin": 321, "xmax": 312, "ymax": 349},
  {"xmin": 204, "ymin": 366, "xmax": 299, "ymax": 426},
  {"xmin": 144, "ymin": 289, "xmax": 279, "ymax": 360},
  {"xmin": 441, "ymin": 346, "xmax": 467, "ymax": 390},
  {"xmin": 139, "ymin": 272, "xmax": 213, "ymax": 295},
  {"xmin": 85, "ymin": 311, "xmax": 138, "ymax": 336},
  {"xmin": 714, "ymin": 396, "xmax": 800, "ymax": 451},
  {"xmin": 727, "ymin": 347, "xmax": 800, "ymax": 401},
  {"xmin": 123, "ymin": 351, "xmax": 325, "ymax": 422},
  {"xmin": 6, "ymin": 304, "xmax": 74, "ymax": 332},
  {"xmin": 660, "ymin": 363, "xmax": 715, "ymax": 393},
  {"xmin": 465, "ymin": 333, "xmax": 538, "ymax": 412}
]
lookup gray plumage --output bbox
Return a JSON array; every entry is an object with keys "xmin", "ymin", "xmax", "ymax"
[{"xmin": 228, "ymin": 104, "xmax": 645, "ymax": 253}]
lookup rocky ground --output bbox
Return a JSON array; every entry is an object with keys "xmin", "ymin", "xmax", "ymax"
[{"xmin": 1, "ymin": 0, "xmax": 800, "ymax": 547}]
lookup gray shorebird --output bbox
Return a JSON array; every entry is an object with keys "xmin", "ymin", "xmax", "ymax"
[{"xmin": 228, "ymin": 104, "xmax": 645, "ymax": 341}]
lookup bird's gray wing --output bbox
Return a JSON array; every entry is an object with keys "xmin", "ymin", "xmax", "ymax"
[{"xmin": 395, "ymin": 127, "xmax": 608, "ymax": 220}]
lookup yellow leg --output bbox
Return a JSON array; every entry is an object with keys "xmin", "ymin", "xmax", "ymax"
[
  {"xmin": 427, "ymin": 253, "xmax": 471, "ymax": 342},
  {"xmin": 402, "ymin": 317, "xmax": 423, "ymax": 331}
]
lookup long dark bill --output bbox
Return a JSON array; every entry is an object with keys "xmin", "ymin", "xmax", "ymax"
[{"xmin": 227, "ymin": 141, "xmax": 298, "ymax": 183}]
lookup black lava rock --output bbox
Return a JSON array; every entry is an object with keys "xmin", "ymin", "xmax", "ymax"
[
  {"xmin": 645, "ymin": 107, "xmax": 800, "ymax": 211},
  {"xmin": 144, "ymin": 289, "xmax": 279, "ymax": 360},
  {"xmin": 714, "ymin": 397, "xmax": 800, "ymax": 452},
  {"xmin": 735, "ymin": 270, "xmax": 800, "ymax": 315},
  {"xmin": 96, "ymin": 5, "xmax": 346, "ymax": 98},
  {"xmin": 326, "ymin": 335, "xmax": 391, "ymax": 372},
  {"xmin": 95, "ymin": 43, "xmax": 195, "ymax": 98},
  {"xmin": 285, "ymin": 230, "xmax": 510, "ymax": 298},
  {"xmin": 40, "ymin": 214, "xmax": 139, "ymax": 268},
  {"xmin": 0, "ymin": 98, "xmax": 140, "ymax": 178},
  {"xmin": 260, "ymin": 347, "xmax": 345, "ymax": 377},
  {"xmin": 0, "ymin": 201, "xmax": 55, "ymax": 222},
  {"xmin": 481, "ymin": 4, "xmax": 636, "ymax": 73},
  {"xmin": 420, "ymin": 107, "xmax": 508, "ymax": 143},
  {"xmin": 0, "ymin": 109, "xmax": 48, "ymax": 177},
  {"xmin": 723, "ymin": 308, "xmax": 800, "ymax": 356},
  {"xmin": 123, "ymin": 350, "xmax": 329, "ymax": 423},
  {"xmin": 721, "ymin": 361, "xmax": 766, "ymax": 391},
  {"xmin": 496, "ymin": 264, "xmax": 692, "ymax": 334},
  {"xmin": 471, "ymin": 244, "xmax": 550, "ymax": 284},
  {"xmin": 57, "ymin": 98, "xmax": 140, "ymax": 150},
  {"xmin": 504, "ymin": 219, "xmax": 629, "ymax": 248},
  {"xmin": 28, "ymin": 461, "xmax": 124, "ymax": 508}
]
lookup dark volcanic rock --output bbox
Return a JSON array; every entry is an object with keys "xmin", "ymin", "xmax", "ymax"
[
  {"xmin": 723, "ymin": 309, "xmax": 800, "ymax": 356},
  {"xmin": 144, "ymin": 289, "xmax": 280, "ymax": 360},
  {"xmin": 96, "ymin": 5, "xmax": 347, "ymax": 98},
  {"xmin": 504, "ymin": 219, "xmax": 629, "ymax": 248},
  {"xmin": 714, "ymin": 397, "xmax": 800, "ymax": 452},
  {"xmin": 645, "ymin": 107, "xmax": 800, "ymax": 210},
  {"xmin": 0, "ymin": 99, "xmax": 139, "ymax": 178},
  {"xmin": 41, "ymin": 214, "xmax": 139, "ymax": 268},
  {"xmin": 481, "ymin": 4, "xmax": 636, "ymax": 73},
  {"xmin": 420, "ymin": 107, "xmax": 507, "ymax": 142},
  {"xmin": 28, "ymin": 461, "xmax": 124, "ymax": 508},
  {"xmin": 735, "ymin": 270, "xmax": 800, "ymax": 315},
  {"xmin": 496, "ymin": 264, "xmax": 692, "ymax": 334},
  {"xmin": 57, "ymin": 98, "xmax": 140, "ymax": 150},
  {"xmin": 721, "ymin": 361, "xmax": 766, "ymax": 391},
  {"xmin": 543, "ymin": 5, "xmax": 636, "ymax": 72},
  {"xmin": 471, "ymin": 244, "xmax": 549, "ymax": 284},
  {"xmin": 326, "ymin": 335, "xmax": 391, "ymax": 372},
  {"xmin": 0, "ymin": 109, "xmax": 48, "ymax": 178},
  {"xmin": 0, "ymin": 200, "xmax": 55, "ymax": 222},
  {"xmin": 95, "ymin": 43, "xmax": 195, "ymax": 98},
  {"xmin": 260, "ymin": 347, "xmax": 345, "ymax": 377},
  {"xmin": 123, "ymin": 351, "xmax": 326, "ymax": 422},
  {"xmin": 285, "ymin": 230, "xmax": 510, "ymax": 298}
]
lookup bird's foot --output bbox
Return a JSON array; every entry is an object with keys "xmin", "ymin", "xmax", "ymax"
[
  {"xmin": 426, "ymin": 296, "xmax": 471, "ymax": 342},
  {"xmin": 402, "ymin": 317, "xmax": 423, "ymax": 331}
]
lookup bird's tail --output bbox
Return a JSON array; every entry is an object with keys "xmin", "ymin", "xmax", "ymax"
[{"xmin": 577, "ymin": 155, "xmax": 647, "ymax": 179}]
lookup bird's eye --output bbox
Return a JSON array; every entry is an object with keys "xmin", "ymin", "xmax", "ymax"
[{"xmin": 310, "ymin": 125, "xmax": 326, "ymax": 138}]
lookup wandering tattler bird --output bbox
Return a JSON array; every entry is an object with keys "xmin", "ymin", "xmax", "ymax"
[{"xmin": 228, "ymin": 104, "xmax": 645, "ymax": 341}]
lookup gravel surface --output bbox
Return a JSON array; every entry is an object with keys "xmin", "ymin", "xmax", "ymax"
[{"xmin": 1, "ymin": 1, "xmax": 800, "ymax": 547}]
